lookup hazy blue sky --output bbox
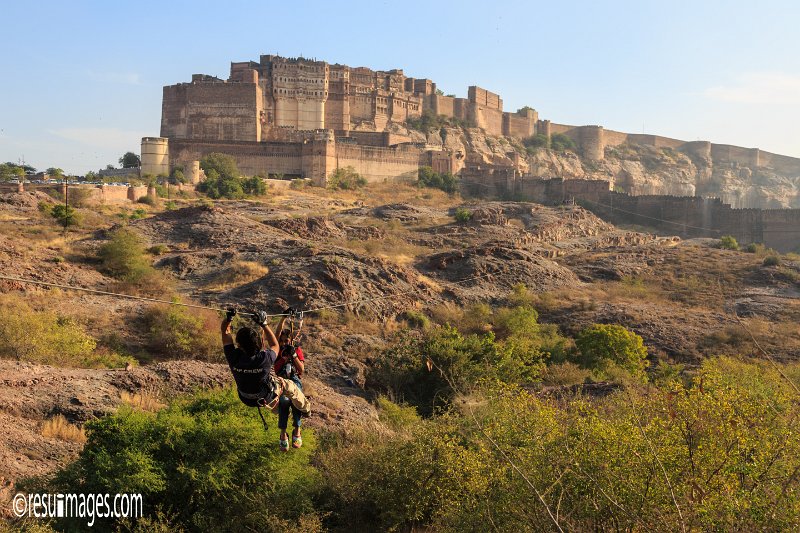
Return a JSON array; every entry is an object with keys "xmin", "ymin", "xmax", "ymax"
[{"xmin": 2, "ymin": 0, "xmax": 799, "ymax": 174}]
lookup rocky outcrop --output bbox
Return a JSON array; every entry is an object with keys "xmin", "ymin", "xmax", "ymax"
[{"xmin": 526, "ymin": 143, "xmax": 800, "ymax": 209}]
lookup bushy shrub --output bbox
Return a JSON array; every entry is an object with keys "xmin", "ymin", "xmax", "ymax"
[
  {"xmin": 718, "ymin": 235, "xmax": 740, "ymax": 250},
  {"xmin": 454, "ymin": 207, "xmax": 472, "ymax": 223},
  {"xmin": 140, "ymin": 304, "xmax": 221, "ymax": 361},
  {"xmin": 147, "ymin": 244, "xmax": 169, "ymax": 255},
  {"xmin": 137, "ymin": 194, "xmax": 157, "ymax": 206},
  {"xmin": 523, "ymin": 133, "xmax": 549, "ymax": 151},
  {"xmin": 376, "ymin": 396, "xmax": 421, "ymax": 431},
  {"xmin": 50, "ymin": 204, "xmax": 81, "ymax": 227},
  {"xmin": 327, "ymin": 166, "xmax": 367, "ymax": 190},
  {"xmin": 763, "ymin": 255, "xmax": 781, "ymax": 266},
  {"xmin": 128, "ymin": 208, "xmax": 148, "ymax": 220},
  {"xmin": 290, "ymin": 178, "xmax": 310, "ymax": 190},
  {"xmin": 323, "ymin": 357, "xmax": 800, "ymax": 531},
  {"xmin": 50, "ymin": 388, "xmax": 321, "ymax": 531},
  {"xmin": 0, "ymin": 294, "xmax": 129, "ymax": 367},
  {"xmin": 242, "ymin": 175, "xmax": 267, "ymax": 196},
  {"xmin": 575, "ymin": 323, "xmax": 648, "ymax": 378},
  {"xmin": 99, "ymin": 228, "xmax": 152, "ymax": 281},
  {"xmin": 402, "ymin": 310, "xmax": 430, "ymax": 329},
  {"xmin": 417, "ymin": 166, "xmax": 458, "ymax": 193},
  {"xmin": 370, "ymin": 325, "xmax": 545, "ymax": 414},
  {"xmin": 551, "ymin": 133, "xmax": 577, "ymax": 152}
]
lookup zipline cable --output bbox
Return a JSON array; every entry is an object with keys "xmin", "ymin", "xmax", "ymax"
[
  {"xmin": 0, "ymin": 270, "xmax": 504, "ymax": 318},
  {"xmin": 0, "ymin": 275, "xmax": 265, "ymax": 318}
]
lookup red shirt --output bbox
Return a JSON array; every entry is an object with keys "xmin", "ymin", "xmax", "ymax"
[{"xmin": 274, "ymin": 346, "xmax": 304, "ymax": 376}]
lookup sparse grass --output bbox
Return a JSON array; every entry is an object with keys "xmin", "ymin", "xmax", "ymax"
[
  {"xmin": 334, "ymin": 236, "xmax": 432, "ymax": 266},
  {"xmin": 41, "ymin": 415, "xmax": 86, "ymax": 443},
  {"xmin": 120, "ymin": 391, "xmax": 165, "ymax": 412},
  {"xmin": 205, "ymin": 260, "xmax": 269, "ymax": 290}
]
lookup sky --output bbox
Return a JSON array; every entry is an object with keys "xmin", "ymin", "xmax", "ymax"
[{"xmin": 1, "ymin": 0, "xmax": 799, "ymax": 175}]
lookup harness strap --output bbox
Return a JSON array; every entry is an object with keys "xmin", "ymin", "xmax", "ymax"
[{"xmin": 256, "ymin": 405, "xmax": 269, "ymax": 433}]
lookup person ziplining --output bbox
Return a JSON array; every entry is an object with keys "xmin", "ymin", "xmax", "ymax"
[
  {"xmin": 220, "ymin": 308, "xmax": 311, "ymax": 441},
  {"xmin": 274, "ymin": 308, "xmax": 306, "ymax": 450}
]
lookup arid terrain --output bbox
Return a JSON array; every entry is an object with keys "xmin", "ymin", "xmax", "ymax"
[{"xmin": 1, "ymin": 182, "xmax": 799, "ymax": 518}]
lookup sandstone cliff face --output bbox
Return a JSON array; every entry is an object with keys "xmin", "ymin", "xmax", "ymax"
[{"xmin": 526, "ymin": 144, "xmax": 800, "ymax": 208}]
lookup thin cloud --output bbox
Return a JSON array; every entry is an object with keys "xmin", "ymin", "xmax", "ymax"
[
  {"xmin": 87, "ymin": 70, "xmax": 142, "ymax": 85},
  {"xmin": 47, "ymin": 127, "xmax": 147, "ymax": 150},
  {"xmin": 704, "ymin": 72, "xmax": 800, "ymax": 104}
]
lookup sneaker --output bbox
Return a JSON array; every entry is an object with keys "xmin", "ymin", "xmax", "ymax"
[
  {"xmin": 292, "ymin": 435, "xmax": 302, "ymax": 449},
  {"xmin": 279, "ymin": 438, "xmax": 289, "ymax": 452}
]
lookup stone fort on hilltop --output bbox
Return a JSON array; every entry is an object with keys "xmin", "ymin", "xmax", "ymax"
[{"xmin": 141, "ymin": 54, "xmax": 800, "ymax": 197}]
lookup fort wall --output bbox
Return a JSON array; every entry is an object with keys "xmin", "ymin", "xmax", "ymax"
[
  {"xmin": 503, "ymin": 109, "xmax": 537, "ymax": 138},
  {"xmin": 506, "ymin": 177, "xmax": 800, "ymax": 252},
  {"xmin": 2, "ymin": 183, "xmax": 149, "ymax": 205},
  {"xmin": 161, "ymin": 81, "xmax": 261, "ymax": 142},
  {"xmin": 335, "ymin": 143, "xmax": 421, "ymax": 183},
  {"xmin": 166, "ymin": 134, "xmax": 425, "ymax": 185}
]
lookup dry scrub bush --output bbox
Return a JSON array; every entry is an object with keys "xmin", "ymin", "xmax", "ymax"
[
  {"xmin": 0, "ymin": 294, "xmax": 130, "ymax": 368},
  {"xmin": 99, "ymin": 227, "xmax": 174, "ymax": 296},
  {"xmin": 141, "ymin": 304, "xmax": 221, "ymax": 361},
  {"xmin": 41, "ymin": 415, "xmax": 86, "ymax": 443},
  {"xmin": 323, "ymin": 357, "xmax": 800, "ymax": 531},
  {"xmin": 542, "ymin": 361, "xmax": 592, "ymax": 386}
]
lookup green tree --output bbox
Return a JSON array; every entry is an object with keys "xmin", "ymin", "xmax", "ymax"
[
  {"xmin": 198, "ymin": 153, "xmax": 246, "ymax": 199},
  {"xmin": 200, "ymin": 152, "xmax": 240, "ymax": 180},
  {"xmin": 454, "ymin": 207, "xmax": 472, "ymax": 223},
  {"xmin": 46, "ymin": 167, "xmax": 65, "ymax": 178},
  {"xmin": 523, "ymin": 133, "xmax": 550, "ymax": 151},
  {"xmin": 242, "ymin": 175, "xmax": 267, "ymax": 195},
  {"xmin": 0, "ymin": 163, "xmax": 25, "ymax": 181},
  {"xmin": 417, "ymin": 166, "xmax": 458, "ymax": 193},
  {"xmin": 119, "ymin": 152, "xmax": 141, "ymax": 168},
  {"xmin": 327, "ymin": 166, "xmax": 367, "ymax": 190},
  {"xmin": 50, "ymin": 204, "xmax": 81, "ymax": 227},
  {"xmin": 551, "ymin": 133, "xmax": 577, "ymax": 152},
  {"xmin": 98, "ymin": 227, "xmax": 153, "ymax": 282},
  {"xmin": 575, "ymin": 323, "xmax": 648, "ymax": 377},
  {"xmin": 171, "ymin": 168, "xmax": 186, "ymax": 184}
]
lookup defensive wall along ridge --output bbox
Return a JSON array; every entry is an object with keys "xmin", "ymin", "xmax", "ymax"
[
  {"xmin": 488, "ymin": 177, "xmax": 800, "ymax": 253},
  {"xmin": 0, "ymin": 183, "xmax": 152, "ymax": 205}
]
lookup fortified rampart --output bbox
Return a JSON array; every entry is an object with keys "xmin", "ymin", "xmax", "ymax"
[
  {"xmin": 165, "ymin": 131, "xmax": 428, "ymax": 186},
  {"xmin": 476, "ymin": 177, "xmax": 800, "ymax": 252},
  {"xmin": 0, "ymin": 183, "xmax": 149, "ymax": 205}
]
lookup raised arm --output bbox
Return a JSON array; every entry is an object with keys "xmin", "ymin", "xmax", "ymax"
[
  {"xmin": 276, "ymin": 315, "xmax": 287, "ymax": 339},
  {"xmin": 221, "ymin": 309, "xmax": 236, "ymax": 346},
  {"xmin": 254, "ymin": 311, "xmax": 280, "ymax": 354},
  {"xmin": 261, "ymin": 323, "xmax": 280, "ymax": 354}
]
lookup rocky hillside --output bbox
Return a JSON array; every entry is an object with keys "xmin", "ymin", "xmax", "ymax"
[{"xmin": 391, "ymin": 122, "xmax": 800, "ymax": 209}]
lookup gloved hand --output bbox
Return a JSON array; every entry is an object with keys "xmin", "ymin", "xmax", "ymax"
[
  {"xmin": 225, "ymin": 308, "xmax": 237, "ymax": 322},
  {"xmin": 253, "ymin": 310, "xmax": 268, "ymax": 326},
  {"xmin": 283, "ymin": 307, "xmax": 295, "ymax": 316}
]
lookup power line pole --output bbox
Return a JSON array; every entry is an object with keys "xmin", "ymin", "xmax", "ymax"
[{"xmin": 63, "ymin": 177, "xmax": 69, "ymax": 235}]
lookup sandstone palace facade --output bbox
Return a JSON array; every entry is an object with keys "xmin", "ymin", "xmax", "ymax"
[
  {"xmin": 159, "ymin": 54, "xmax": 538, "ymax": 142},
  {"xmin": 142, "ymin": 54, "xmax": 543, "ymax": 184}
]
